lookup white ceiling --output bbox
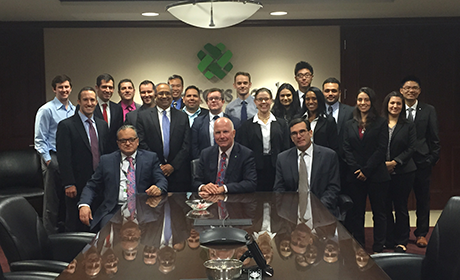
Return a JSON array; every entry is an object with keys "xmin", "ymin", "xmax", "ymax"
[{"xmin": 0, "ymin": 0, "xmax": 459, "ymax": 22}]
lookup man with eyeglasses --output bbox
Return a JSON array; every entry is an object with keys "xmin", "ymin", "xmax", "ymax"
[
  {"xmin": 274, "ymin": 118, "xmax": 340, "ymax": 217},
  {"xmin": 137, "ymin": 83, "xmax": 191, "ymax": 192},
  {"xmin": 191, "ymin": 88, "xmax": 240, "ymax": 160},
  {"xmin": 78, "ymin": 125, "xmax": 167, "ymax": 232},
  {"xmin": 400, "ymin": 75, "xmax": 440, "ymax": 248},
  {"xmin": 294, "ymin": 61, "xmax": 314, "ymax": 111}
]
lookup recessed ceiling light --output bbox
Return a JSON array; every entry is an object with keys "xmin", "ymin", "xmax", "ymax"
[
  {"xmin": 270, "ymin": 11, "xmax": 287, "ymax": 16},
  {"xmin": 142, "ymin": 12, "xmax": 159, "ymax": 17}
]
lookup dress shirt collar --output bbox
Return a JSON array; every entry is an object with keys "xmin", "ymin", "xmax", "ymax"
[
  {"xmin": 219, "ymin": 142, "xmax": 234, "ymax": 159},
  {"xmin": 405, "ymin": 99, "xmax": 418, "ymax": 110},
  {"xmin": 97, "ymin": 96, "xmax": 109, "ymax": 107},
  {"xmin": 297, "ymin": 143, "xmax": 313, "ymax": 157},
  {"xmin": 328, "ymin": 101, "xmax": 339, "ymax": 112},
  {"xmin": 121, "ymin": 150, "xmax": 137, "ymax": 163},
  {"xmin": 209, "ymin": 111, "xmax": 224, "ymax": 121},
  {"xmin": 77, "ymin": 110, "xmax": 95, "ymax": 124},
  {"xmin": 183, "ymin": 106, "xmax": 201, "ymax": 117},
  {"xmin": 253, "ymin": 113, "xmax": 276, "ymax": 124},
  {"xmin": 52, "ymin": 97, "xmax": 74, "ymax": 111},
  {"xmin": 158, "ymin": 106, "xmax": 171, "ymax": 115},
  {"xmin": 120, "ymin": 100, "xmax": 136, "ymax": 111}
]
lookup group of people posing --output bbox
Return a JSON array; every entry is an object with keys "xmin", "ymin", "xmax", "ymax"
[{"xmin": 34, "ymin": 61, "xmax": 440, "ymax": 256}]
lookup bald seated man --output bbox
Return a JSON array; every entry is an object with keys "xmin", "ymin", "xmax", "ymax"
[{"xmin": 192, "ymin": 117, "xmax": 257, "ymax": 195}]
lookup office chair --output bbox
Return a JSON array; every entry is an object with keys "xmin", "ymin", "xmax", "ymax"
[
  {"xmin": 372, "ymin": 196, "xmax": 460, "ymax": 280},
  {"xmin": 0, "ymin": 196, "xmax": 95, "ymax": 273},
  {"xmin": 0, "ymin": 265, "xmax": 59, "ymax": 280}
]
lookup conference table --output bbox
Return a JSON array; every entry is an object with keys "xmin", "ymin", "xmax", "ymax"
[{"xmin": 56, "ymin": 192, "xmax": 390, "ymax": 280}]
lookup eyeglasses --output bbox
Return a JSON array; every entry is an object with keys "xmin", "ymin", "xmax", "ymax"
[
  {"xmin": 296, "ymin": 73, "xmax": 313, "ymax": 79},
  {"xmin": 207, "ymin": 96, "xmax": 223, "ymax": 101},
  {"xmin": 290, "ymin": 129, "xmax": 308, "ymax": 137},
  {"xmin": 117, "ymin": 137, "xmax": 138, "ymax": 144},
  {"xmin": 255, "ymin": 97, "xmax": 271, "ymax": 102},
  {"xmin": 402, "ymin": 86, "xmax": 420, "ymax": 91}
]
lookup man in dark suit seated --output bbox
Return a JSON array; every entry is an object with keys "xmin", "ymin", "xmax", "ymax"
[
  {"xmin": 273, "ymin": 118, "xmax": 340, "ymax": 216},
  {"xmin": 192, "ymin": 117, "xmax": 257, "ymax": 194},
  {"xmin": 78, "ymin": 125, "xmax": 167, "ymax": 231},
  {"xmin": 191, "ymin": 88, "xmax": 239, "ymax": 160}
]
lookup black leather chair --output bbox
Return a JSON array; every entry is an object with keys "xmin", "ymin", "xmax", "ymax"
[
  {"xmin": 0, "ymin": 265, "xmax": 59, "ymax": 280},
  {"xmin": 0, "ymin": 196, "xmax": 95, "ymax": 273},
  {"xmin": 0, "ymin": 148, "xmax": 44, "ymax": 215},
  {"xmin": 372, "ymin": 196, "xmax": 460, "ymax": 280}
]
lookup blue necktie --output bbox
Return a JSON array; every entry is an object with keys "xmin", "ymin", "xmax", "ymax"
[
  {"xmin": 164, "ymin": 201, "xmax": 172, "ymax": 244},
  {"xmin": 162, "ymin": 110, "xmax": 170, "ymax": 160},
  {"xmin": 241, "ymin": 100, "xmax": 247, "ymax": 121}
]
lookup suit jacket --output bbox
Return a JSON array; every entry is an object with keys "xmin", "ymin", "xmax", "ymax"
[
  {"xmin": 312, "ymin": 115, "xmax": 339, "ymax": 152},
  {"xmin": 389, "ymin": 120, "xmax": 417, "ymax": 174},
  {"xmin": 342, "ymin": 116, "xmax": 391, "ymax": 183},
  {"xmin": 56, "ymin": 113, "xmax": 109, "ymax": 194},
  {"xmin": 412, "ymin": 102, "xmax": 441, "ymax": 168},
  {"xmin": 137, "ymin": 106, "xmax": 191, "ymax": 191},
  {"xmin": 94, "ymin": 101, "xmax": 123, "ymax": 153},
  {"xmin": 273, "ymin": 145, "xmax": 340, "ymax": 214},
  {"xmin": 192, "ymin": 142, "xmax": 257, "ymax": 193},
  {"xmin": 336, "ymin": 103, "xmax": 354, "ymax": 135},
  {"xmin": 79, "ymin": 149, "xmax": 168, "ymax": 230},
  {"xmin": 190, "ymin": 113, "xmax": 240, "ymax": 160},
  {"xmin": 237, "ymin": 116, "xmax": 290, "ymax": 169},
  {"xmin": 124, "ymin": 105, "xmax": 150, "ymax": 127}
]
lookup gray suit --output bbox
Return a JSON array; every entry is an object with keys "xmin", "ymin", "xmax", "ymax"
[{"xmin": 273, "ymin": 144, "xmax": 340, "ymax": 216}]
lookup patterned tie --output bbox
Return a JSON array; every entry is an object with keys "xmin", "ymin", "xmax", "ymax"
[
  {"xmin": 216, "ymin": 152, "xmax": 227, "ymax": 186},
  {"xmin": 102, "ymin": 103, "xmax": 108, "ymax": 123},
  {"xmin": 162, "ymin": 110, "xmax": 170, "ymax": 160},
  {"xmin": 328, "ymin": 105, "xmax": 333, "ymax": 116},
  {"xmin": 298, "ymin": 152, "xmax": 309, "ymax": 191},
  {"xmin": 127, "ymin": 105, "xmax": 133, "ymax": 112},
  {"xmin": 86, "ymin": 119, "xmax": 100, "ymax": 171},
  {"xmin": 127, "ymin": 156, "xmax": 136, "ymax": 220},
  {"xmin": 407, "ymin": 107, "xmax": 414, "ymax": 122},
  {"xmin": 241, "ymin": 100, "xmax": 247, "ymax": 121}
]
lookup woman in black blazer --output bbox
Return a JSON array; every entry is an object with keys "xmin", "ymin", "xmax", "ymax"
[
  {"xmin": 382, "ymin": 91, "xmax": 417, "ymax": 253},
  {"xmin": 238, "ymin": 87, "xmax": 290, "ymax": 191},
  {"xmin": 298, "ymin": 87, "xmax": 338, "ymax": 152},
  {"xmin": 271, "ymin": 83, "xmax": 300, "ymax": 125},
  {"xmin": 343, "ymin": 87, "xmax": 390, "ymax": 253}
]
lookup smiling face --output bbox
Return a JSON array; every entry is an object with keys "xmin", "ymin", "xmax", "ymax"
[
  {"xmin": 356, "ymin": 92, "xmax": 371, "ymax": 114},
  {"xmin": 388, "ymin": 96, "xmax": 403, "ymax": 117},
  {"xmin": 206, "ymin": 90, "xmax": 224, "ymax": 115},
  {"xmin": 78, "ymin": 90, "xmax": 97, "ymax": 118},
  {"xmin": 139, "ymin": 83, "xmax": 155, "ymax": 106},
  {"xmin": 323, "ymin": 82, "xmax": 340, "ymax": 105},
  {"xmin": 233, "ymin": 75, "xmax": 251, "ymax": 98},
  {"xmin": 255, "ymin": 91, "xmax": 272, "ymax": 114},
  {"xmin": 118, "ymin": 81, "xmax": 135, "ymax": 102},
  {"xmin": 279, "ymin": 88, "xmax": 293, "ymax": 107},
  {"xmin": 214, "ymin": 118, "xmax": 235, "ymax": 152},
  {"xmin": 183, "ymin": 88, "xmax": 201, "ymax": 112},
  {"xmin": 53, "ymin": 80, "xmax": 72, "ymax": 103},
  {"xmin": 400, "ymin": 80, "xmax": 421, "ymax": 105},
  {"xmin": 168, "ymin": 78, "xmax": 183, "ymax": 100},
  {"xmin": 295, "ymin": 68, "xmax": 313, "ymax": 92},
  {"xmin": 155, "ymin": 84, "xmax": 172, "ymax": 110},
  {"xmin": 305, "ymin": 91, "xmax": 318, "ymax": 113},
  {"xmin": 96, "ymin": 79, "xmax": 114, "ymax": 102}
]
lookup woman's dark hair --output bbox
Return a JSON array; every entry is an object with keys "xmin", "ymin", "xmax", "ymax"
[
  {"xmin": 381, "ymin": 91, "xmax": 407, "ymax": 123},
  {"xmin": 255, "ymin": 87, "xmax": 273, "ymax": 99},
  {"xmin": 272, "ymin": 83, "xmax": 300, "ymax": 122},
  {"xmin": 301, "ymin": 86, "xmax": 326, "ymax": 117},
  {"xmin": 353, "ymin": 87, "xmax": 379, "ymax": 127}
]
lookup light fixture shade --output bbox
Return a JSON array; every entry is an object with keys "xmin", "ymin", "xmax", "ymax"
[{"xmin": 167, "ymin": 0, "xmax": 263, "ymax": 29}]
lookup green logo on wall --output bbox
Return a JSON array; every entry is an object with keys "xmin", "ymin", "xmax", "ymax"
[{"xmin": 197, "ymin": 43, "xmax": 233, "ymax": 80}]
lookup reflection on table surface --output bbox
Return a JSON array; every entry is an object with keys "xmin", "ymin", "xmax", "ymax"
[{"xmin": 57, "ymin": 192, "xmax": 390, "ymax": 280}]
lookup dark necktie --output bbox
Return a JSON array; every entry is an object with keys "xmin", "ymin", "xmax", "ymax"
[
  {"xmin": 216, "ymin": 152, "xmax": 227, "ymax": 186},
  {"xmin": 241, "ymin": 100, "xmax": 247, "ymax": 121},
  {"xmin": 126, "ymin": 105, "xmax": 133, "ymax": 112},
  {"xmin": 162, "ymin": 110, "xmax": 170, "ymax": 159},
  {"xmin": 407, "ymin": 108, "xmax": 414, "ymax": 122},
  {"xmin": 213, "ymin": 115, "xmax": 220, "ymax": 144},
  {"xmin": 86, "ymin": 119, "xmax": 100, "ymax": 171},
  {"xmin": 102, "ymin": 103, "xmax": 108, "ymax": 123},
  {"xmin": 328, "ymin": 105, "xmax": 333, "ymax": 116},
  {"xmin": 126, "ymin": 156, "xmax": 136, "ymax": 220},
  {"xmin": 173, "ymin": 101, "xmax": 178, "ymax": 109},
  {"xmin": 301, "ymin": 94, "xmax": 306, "ymax": 111}
]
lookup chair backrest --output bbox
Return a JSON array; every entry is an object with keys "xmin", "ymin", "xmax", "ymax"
[
  {"xmin": 422, "ymin": 196, "xmax": 460, "ymax": 280},
  {"xmin": 191, "ymin": 158, "xmax": 200, "ymax": 182},
  {"xmin": 0, "ymin": 148, "xmax": 43, "ymax": 190},
  {"xmin": 0, "ymin": 197, "xmax": 52, "ymax": 263}
]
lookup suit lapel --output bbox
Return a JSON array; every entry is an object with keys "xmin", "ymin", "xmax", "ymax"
[
  {"xmin": 170, "ymin": 109, "xmax": 178, "ymax": 139},
  {"xmin": 310, "ymin": 145, "xmax": 320, "ymax": 191},
  {"xmin": 391, "ymin": 122, "xmax": 402, "ymax": 141},
  {"xmin": 314, "ymin": 117, "xmax": 326, "ymax": 134},
  {"xmin": 225, "ymin": 144, "xmax": 240, "ymax": 181},
  {"xmin": 113, "ymin": 152, "xmax": 121, "ymax": 192},
  {"xmin": 253, "ymin": 120, "xmax": 263, "ymax": 142},
  {"xmin": 288, "ymin": 148, "xmax": 299, "ymax": 189},
  {"xmin": 208, "ymin": 146, "xmax": 219, "ymax": 182},
  {"xmin": 151, "ymin": 107, "xmax": 162, "ymax": 138},
  {"xmin": 202, "ymin": 116, "xmax": 211, "ymax": 145},
  {"xmin": 135, "ymin": 150, "xmax": 142, "ymax": 188},
  {"xmin": 74, "ymin": 115, "xmax": 91, "ymax": 151}
]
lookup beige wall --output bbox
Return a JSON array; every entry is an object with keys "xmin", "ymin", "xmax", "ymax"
[{"xmin": 44, "ymin": 26, "xmax": 340, "ymax": 106}]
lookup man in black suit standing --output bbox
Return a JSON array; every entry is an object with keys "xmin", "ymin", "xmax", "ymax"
[
  {"xmin": 182, "ymin": 85, "xmax": 208, "ymax": 127},
  {"xmin": 94, "ymin": 73, "xmax": 124, "ymax": 153},
  {"xmin": 193, "ymin": 117, "xmax": 257, "ymax": 194},
  {"xmin": 191, "ymin": 88, "xmax": 239, "ymax": 160},
  {"xmin": 57, "ymin": 87, "xmax": 109, "ymax": 231},
  {"xmin": 322, "ymin": 78, "xmax": 354, "ymax": 190},
  {"xmin": 78, "ymin": 125, "xmax": 167, "ymax": 231},
  {"xmin": 294, "ymin": 61, "xmax": 314, "ymax": 111},
  {"xmin": 273, "ymin": 118, "xmax": 340, "ymax": 217},
  {"xmin": 125, "ymin": 80, "xmax": 156, "ymax": 127},
  {"xmin": 400, "ymin": 75, "xmax": 440, "ymax": 247},
  {"xmin": 168, "ymin": 74, "xmax": 185, "ymax": 110},
  {"xmin": 137, "ymin": 83, "xmax": 191, "ymax": 192}
]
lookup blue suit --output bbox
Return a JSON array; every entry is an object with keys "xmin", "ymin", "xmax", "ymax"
[
  {"xmin": 79, "ymin": 149, "xmax": 168, "ymax": 230},
  {"xmin": 192, "ymin": 142, "xmax": 257, "ymax": 193}
]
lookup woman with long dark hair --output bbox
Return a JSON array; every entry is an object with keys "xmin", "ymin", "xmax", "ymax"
[
  {"xmin": 382, "ymin": 91, "xmax": 417, "ymax": 253},
  {"xmin": 298, "ymin": 86, "xmax": 338, "ymax": 152},
  {"xmin": 238, "ymin": 87, "xmax": 290, "ymax": 191},
  {"xmin": 343, "ymin": 87, "xmax": 390, "ymax": 253},
  {"xmin": 271, "ymin": 83, "xmax": 300, "ymax": 124}
]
